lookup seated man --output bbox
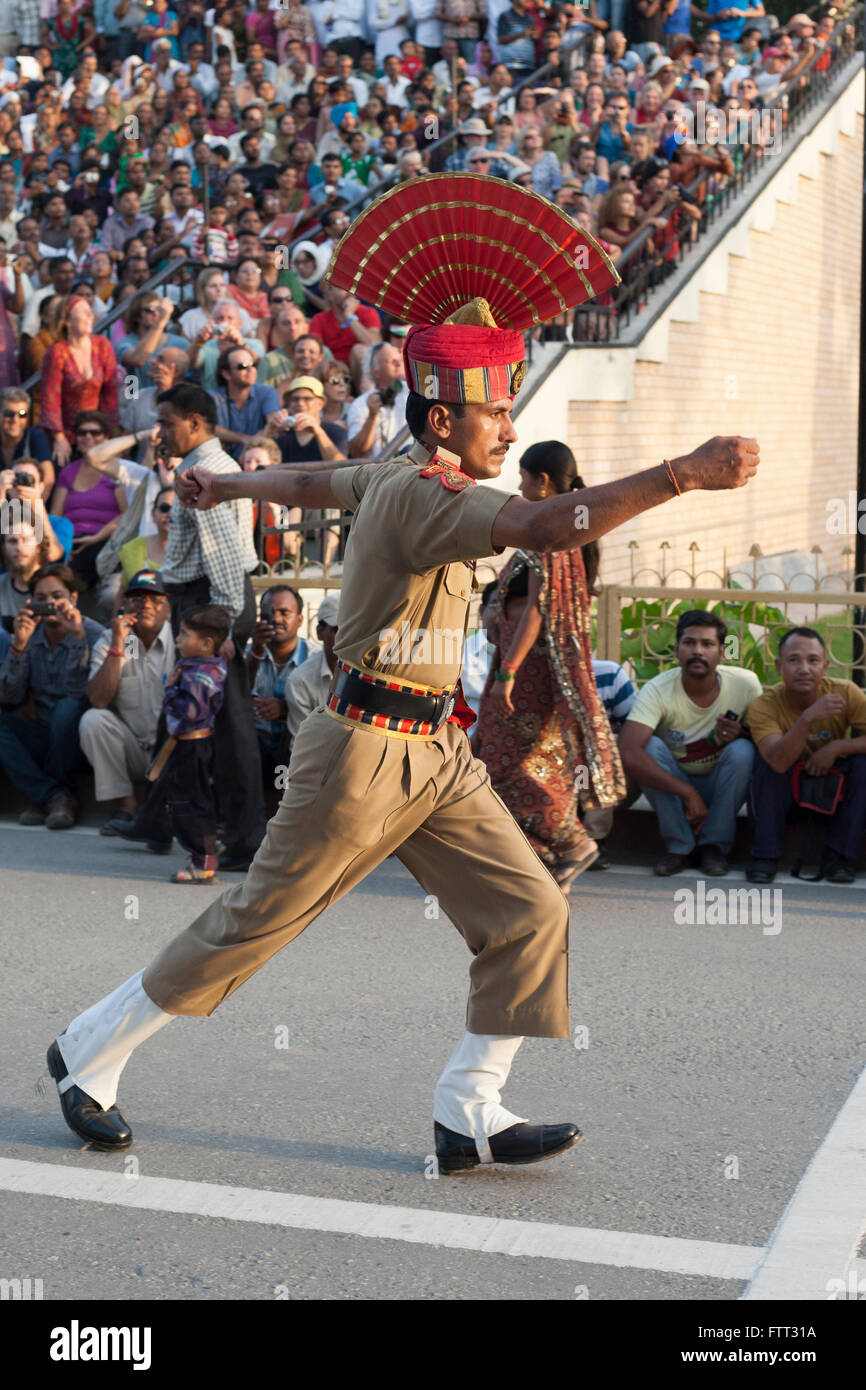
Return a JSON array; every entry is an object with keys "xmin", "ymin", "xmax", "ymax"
[
  {"xmin": 284, "ymin": 595, "xmax": 339, "ymax": 740},
  {"xmin": 747, "ymin": 627, "xmax": 866, "ymax": 885},
  {"xmin": 0, "ymin": 563, "xmax": 105, "ymax": 828},
  {"xmin": 619, "ymin": 609, "xmax": 762, "ymax": 876},
  {"xmin": 584, "ymin": 655, "xmax": 640, "ymax": 869},
  {"xmin": 79, "ymin": 571, "xmax": 176, "ymax": 833}
]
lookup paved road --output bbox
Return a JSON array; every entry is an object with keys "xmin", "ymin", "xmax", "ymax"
[{"xmin": 2, "ymin": 821, "xmax": 865, "ymax": 1302}]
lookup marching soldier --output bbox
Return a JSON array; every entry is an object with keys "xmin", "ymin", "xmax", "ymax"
[{"xmin": 48, "ymin": 177, "xmax": 759, "ymax": 1173}]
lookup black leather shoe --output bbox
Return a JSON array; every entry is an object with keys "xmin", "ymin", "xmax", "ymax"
[
  {"xmin": 434, "ymin": 1120, "xmax": 582, "ymax": 1175},
  {"xmin": 106, "ymin": 817, "xmax": 172, "ymax": 853},
  {"xmin": 46, "ymin": 1040, "xmax": 133, "ymax": 1151},
  {"xmin": 747, "ymin": 858, "xmax": 778, "ymax": 884},
  {"xmin": 218, "ymin": 852, "xmax": 253, "ymax": 872},
  {"xmin": 700, "ymin": 845, "xmax": 729, "ymax": 876},
  {"xmin": 654, "ymin": 851, "xmax": 690, "ymax": 877},
  {"xmin": 821, "ymin": 848, "xmax": 855, "ymax": 884}
]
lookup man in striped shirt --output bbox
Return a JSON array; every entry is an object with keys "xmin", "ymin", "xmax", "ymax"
[{"xmin": 157, "ymin": 384, "xmax": 266, "ymax": 872}]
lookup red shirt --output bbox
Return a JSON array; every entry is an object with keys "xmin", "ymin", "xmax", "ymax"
[{"xmin": 308, "ymin": 305, "xmax": 380, "ymax": 363}]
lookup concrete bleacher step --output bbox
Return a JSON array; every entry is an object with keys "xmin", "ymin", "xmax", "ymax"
[{"xmin": 2, "ymin": 778, "xmax": 854, "ymax": 874}]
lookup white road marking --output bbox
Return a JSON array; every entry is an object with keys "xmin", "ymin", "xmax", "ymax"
[
  {"xmin": 0, "ymin": 1156, "xmax": 761, "ymax": 1281},
  {"xmin": 743, "ymin": 1060, "xmax": 866, "ymax": 1300}
]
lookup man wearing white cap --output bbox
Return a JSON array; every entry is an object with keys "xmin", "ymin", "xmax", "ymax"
[{"xmin": 285, "ymin": 595, "xmax": 340, "ymax": 740}]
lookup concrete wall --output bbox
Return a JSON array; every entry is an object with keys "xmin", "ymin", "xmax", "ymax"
[{"xmin": 501, "ymin": 69, "xmax": 864, "ymax": 592}]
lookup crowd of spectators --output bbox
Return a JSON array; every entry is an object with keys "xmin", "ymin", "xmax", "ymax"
[
  {"xmin": 0, "ymin": 1, "xmax": 858, "ymax": 874},
  {"xmin": 0, "ymin": 3, "xmax": 848, "ymax": 407}
]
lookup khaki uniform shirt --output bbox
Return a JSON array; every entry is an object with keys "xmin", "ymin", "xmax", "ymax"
[{"xmin": 328, "ymin": 441, "xmax": 513, "ymax": 692}]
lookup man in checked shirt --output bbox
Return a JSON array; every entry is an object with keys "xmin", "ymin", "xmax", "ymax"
[{"xmin": 155, "ymin": 384, "xmax": 266, "ymax": 872}]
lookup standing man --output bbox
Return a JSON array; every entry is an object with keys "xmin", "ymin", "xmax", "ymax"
[
  {"xmin": 245, "ymin": 584, "xmax": 315, "ymax": 778},
  {"xmin": 151, "ymin": 384, "xmax": 266, "ymax": 872},
  {"xmin": 285, "ymin": 595, "xmax": 340, "ymax": 740},
  {"xmin": 47, "ymin": 179, "xmax": 759, "ymax": 1171}
]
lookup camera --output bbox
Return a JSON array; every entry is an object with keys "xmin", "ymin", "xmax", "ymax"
[
  {"xmin": 675, "ymin": 182, "xmax": 699, "ymax": 204},
  {"xmin": 30, "ymin": 600, "xmax": 56, "ymax": 617},
  {"xmin": 282, "ymin": 414, "xmax": 298, "ymax": 429},
  {"xmin": 13, "ymin": 471, "xmax": 36, "ymax": 488},
  {"xmin": 379, "ymin": 383, "xmax": 399, "ymax": 407}
]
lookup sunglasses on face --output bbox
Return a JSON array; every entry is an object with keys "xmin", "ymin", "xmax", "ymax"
[
  {"xmin": 77, "ymin": 427, "xmax": 104, "ymax": 436},
  {"xmin": 234, "ymin": 362, "xmax": 256, "ymax": 370},
  {"xmin": 3, "ymin": 408, "xmax": 28, "ymax": 419},
  {"xmin": 327, "ymin": 375, "xmax": 349, "ymax": 385},
  {"xmin": 155, "ymin": 502, "xmax": 172, "ymax": 513}
]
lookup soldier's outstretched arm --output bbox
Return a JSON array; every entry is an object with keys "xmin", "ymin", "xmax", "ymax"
[
  {"xmin": 177, "ymin": 465, "xmax": 344, "ymax": 513},
  {"xmin": 491, "ymin": 436, "xmax": 760, "ymax": 555}
]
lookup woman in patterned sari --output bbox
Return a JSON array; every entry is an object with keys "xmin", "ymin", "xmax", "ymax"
[{"xmin": 477, "ymin": 442, "xmax": 625, "ymax": 893}]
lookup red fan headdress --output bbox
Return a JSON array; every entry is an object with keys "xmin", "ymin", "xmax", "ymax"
[{"xmin": 326, "ymin": 173, "xmax": 619, "ymax": 403}]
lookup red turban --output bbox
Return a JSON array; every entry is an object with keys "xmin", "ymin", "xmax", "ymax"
[{"xmin": 403, "ymin": 322, "xmax": 526, "ymax": 404}]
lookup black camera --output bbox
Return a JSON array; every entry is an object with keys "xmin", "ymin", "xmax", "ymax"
[
  {"xmin": 30, "ymin": 600, "xmax": 56, "ymax": 617},
  {"xmin": 13, "ymin": 471, "xmax": 37, "ymax": 488},
  {"xmin": 379, "ymin": 383, "xmax": 400, "ymax": 407},
  {"xmin": 676, "ymin": 183, "xmax": 699, "ymax": 205}
]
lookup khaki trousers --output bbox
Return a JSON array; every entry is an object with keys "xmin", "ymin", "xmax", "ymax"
[
  {"xmin": 79, "ymin": 708, "xmax": 153, "ymax": 802},
  {"xmin": 142, "ymin": 710, "xmax": 571, "ymax": 1038}
]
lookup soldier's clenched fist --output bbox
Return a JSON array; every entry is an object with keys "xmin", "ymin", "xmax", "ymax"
[{"xmin": 675, "ymin": 436, "xmax": 760, "ymax": 492}]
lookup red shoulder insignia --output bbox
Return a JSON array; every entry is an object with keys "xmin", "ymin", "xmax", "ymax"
[{"xmin": 419, "ymin": 459, "xmax": 475, "ymax": 492}]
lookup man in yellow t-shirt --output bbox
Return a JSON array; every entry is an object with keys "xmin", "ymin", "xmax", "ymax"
[
  {"xmin": 746, "ymin": 627, "xmax": 866, "ymax": 884},
  {"xmin": 620, "ymin": 609, "xmax": 762, "ymax": 877}
]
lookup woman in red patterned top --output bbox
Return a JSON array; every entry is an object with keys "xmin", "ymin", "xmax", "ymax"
[{"xmin": 40, "ymin": 297, "xmax": 119, "ymax": 468}]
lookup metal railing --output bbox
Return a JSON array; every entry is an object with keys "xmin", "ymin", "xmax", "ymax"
[{"xmin": 595, "ymin": 539, "xmax": 866, "ymax": 685}]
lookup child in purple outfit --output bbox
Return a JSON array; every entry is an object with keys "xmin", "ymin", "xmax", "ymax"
[{"xmin": 157, "ymin": 604, "xmax": 229, "ymax": 883}]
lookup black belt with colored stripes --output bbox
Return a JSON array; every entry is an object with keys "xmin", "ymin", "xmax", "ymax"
[{"xmin": 329, "ymin": 666, "xmax": 457, "ymax": 730}]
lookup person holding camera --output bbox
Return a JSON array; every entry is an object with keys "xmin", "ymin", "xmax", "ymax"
[
  {"xmin": 1, "ymin": 461, "xmax": 70, "ymax": 564},
  {"xmin": 277, "ymin": 376, "xmax": 347, "ymax": 569},
  {"xmin": 245, "ymin": 583, "xmax": 315, "ymax": 779},
  {"xmin": 80, "ymin": 569, "xmax": 176, "ymax": 831},
  {"xmin": 0, "ymin": 562, "xmax": 105, "ymax": 828},
  {"xmin": 345, "ymin": 342, "xmax": 408, "ymax": 459},
  {"xmin": 187, "ymin": 299, "xmax": 263, "ymax": 391},
  {"xmin": 276, "ymin": 376, "xmax": 347, "ymax": 465},
  {"xmin": 619, "ymin": 609, "xmax": 762, "ymax": 877}
]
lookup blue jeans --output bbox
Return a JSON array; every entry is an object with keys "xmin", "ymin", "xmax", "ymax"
[
  {"xmin": 639, "ymin": 734, "xmax": 755, "ymax": 854},
  {"xmin": 0, "ymin": 698, "xmax": 89, "ymax": 806}
]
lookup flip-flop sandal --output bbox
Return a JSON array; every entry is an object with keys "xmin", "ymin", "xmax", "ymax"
[
  {"xmin": 171, "ymin": 865, "xmax": 219, "ymax": 884},
  {"xmin": 552, "ymin": 846, "xmax": 599, "ymax": 895}
]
